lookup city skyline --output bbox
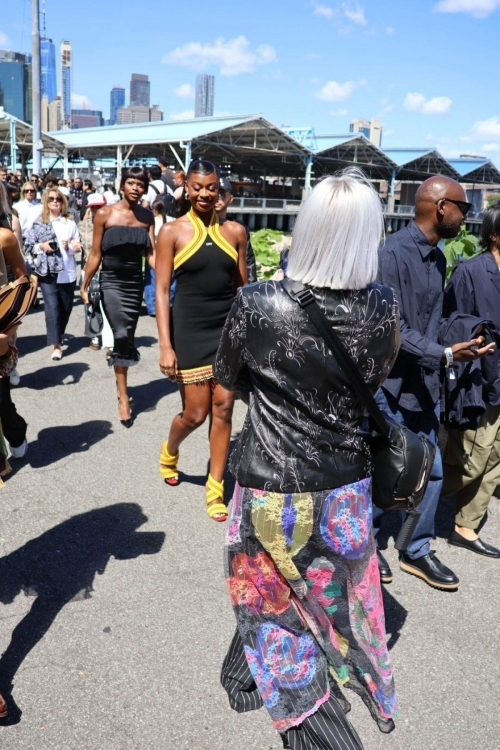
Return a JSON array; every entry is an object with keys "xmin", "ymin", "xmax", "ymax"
[{"xmin": 0, "ymin": 0, "xmax": 500, "ymax": 163}]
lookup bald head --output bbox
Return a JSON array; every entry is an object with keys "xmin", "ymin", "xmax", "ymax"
[
  {"xmin": 414, "ymin": 176, "xmax": 468, "ymax": 241},
  {"xmin": 415, "ymin": 176, "xmax": 466, "ymax": 210}
]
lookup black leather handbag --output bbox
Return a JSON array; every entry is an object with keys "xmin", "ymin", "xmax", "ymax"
[
  {"xmin": 282, "ymin": 280, "xmax": 436, "ymax": 549},
  {"xmin": 84, "ymin": 274, "xmax": 103, "ymax": 337}
]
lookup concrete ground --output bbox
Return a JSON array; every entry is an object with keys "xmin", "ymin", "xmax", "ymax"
[{"xmin": 0, "ymin": 296, "xmax": 499, "ymax": 750}]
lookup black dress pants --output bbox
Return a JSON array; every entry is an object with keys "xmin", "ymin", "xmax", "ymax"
[
  {"xmin": 221, "ymin": 630, "xmax": 364, "ymax": 750},
  {"xmin": 38, "ymin": 274, "xmax": 76, "ymax": 346},
  {"xmin": 0, "ymin": 377, "xmax": 26, "ymax": 449}
]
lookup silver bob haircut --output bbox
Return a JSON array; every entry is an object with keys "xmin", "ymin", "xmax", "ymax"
[{"xmin": 286, "ymin": 167, "xmax": 384, "ymax": 290}]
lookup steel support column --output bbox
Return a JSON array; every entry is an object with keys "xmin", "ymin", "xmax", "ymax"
[
  {"xmin": 9, "ymin": 118, "xmax": 17, "ymax": 171},
  {"xmin": 387, "ymin": 169, "xmax": 397, "ymax": 214},
  {"xmin": 304, "ymin": 155, "xmax": 313, "ymax": 191},
  {"xmin": 116, "ymin": 145, "xmax": 123, "ymax": 191},
  {"xmin": 63, "ymin": 147, "xmax": 69, "ymax": 179}
]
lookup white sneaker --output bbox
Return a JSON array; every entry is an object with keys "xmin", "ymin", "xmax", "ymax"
[
  {"xmin": 9, "ymin": 369, "xmax": 20, "ymax": 387},
  {"xmin": 10, "ymin": 438, "xmax": 28, "ymax": 458}
]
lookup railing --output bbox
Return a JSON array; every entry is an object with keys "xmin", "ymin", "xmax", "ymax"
[
  {"xmin": 382, "ymin": 204, "xmax": 415, "ymax": 215},
  {"xmin": 229, "ymin": 197, "xmax": 302, "ymax": 212}
]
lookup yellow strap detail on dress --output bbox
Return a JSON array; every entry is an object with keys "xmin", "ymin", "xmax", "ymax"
[
  {"xmin": 173, "ymin": 210, "xmax": 206, "ymax": 270},
  {"xmin": 159, "ymin": 441, "xmax": 179, "ymax": 479},
  {"xmin": 209, "ymin": 221, "xmax": 238, "ymax": 263}
]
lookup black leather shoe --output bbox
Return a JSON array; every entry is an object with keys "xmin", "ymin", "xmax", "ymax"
[
  {"xmin": 448, "ymin": 530, "xmax": 500, "ymax": 558},
  {"xmin": 376, "ymin": 549, "xmax": 393, "ymax": 584},
  {"xmin": 399, "ymin": 551, "xmax": 459, "ymax": 590}
]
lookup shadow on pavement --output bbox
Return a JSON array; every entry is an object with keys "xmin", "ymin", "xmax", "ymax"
[
  {"xmin": 381, "ymin": 588, "xmax": 408, "ymax": 651},
  {"xmin": 128, "ymin": 377, "xmax": 177, "ymax": 415},
  {"xmin": 0, "ymin": 503, "xmax": 165, "ymax": 724},
  {"xmin": 19, "ymin": 362, "xmax": 90, "ymax": 390},
  {"xmin": 24, "ymin": 420, "xmax": 113, "ymax": 469},
  {"xmin": 134, "ymin": 335, "xmax": 158, "ymax": 349},
  {"xmin": 16, "ymin": 334, "xmax": 47, "ymax": 356}
]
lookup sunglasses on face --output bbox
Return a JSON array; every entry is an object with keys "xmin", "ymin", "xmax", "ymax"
[
  {"xmin": 436, "ymin": 197, "xmax": 472, "ymax": 217},
  {"xmin": 48, "ymin": 197, "xmax": 63, "ymax": 203},
  {"xmin": 24, "ymin": 189, "xmax": 35, "ymax": 194}
]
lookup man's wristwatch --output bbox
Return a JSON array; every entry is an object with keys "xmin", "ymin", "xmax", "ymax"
[{"xmin": 444, "ymin": 347, "xmax": 453, "ymax": 369}]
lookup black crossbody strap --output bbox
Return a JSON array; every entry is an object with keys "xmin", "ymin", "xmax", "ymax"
[{"xmin": 281, "ymin": 278, "xmax": 390, "ymax": 439}]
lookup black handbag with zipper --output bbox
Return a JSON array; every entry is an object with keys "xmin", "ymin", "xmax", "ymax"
[
  {"xmin": 84, "ymin": 274, "xmax": 103, "ymax": 337},
  {"xmin": 281, "ymin": 279, "xmax": 436, "ymax": 551}
]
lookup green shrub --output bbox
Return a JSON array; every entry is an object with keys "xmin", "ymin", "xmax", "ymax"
[
  {"xmin": 251, "ymin": 228, "xmax": 284, "ymax": 279},
  {"xmin": 443, "ymin": 226, "xmax": 480, "ymax": 282}
]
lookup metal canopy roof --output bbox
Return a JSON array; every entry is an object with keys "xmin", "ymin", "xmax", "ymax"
[
  {"xmin": 49, "ymin": 114, "xmax": 310, "ymax": 176},
  {"xmin": 383, "ymin": 148, "xmax": 460, "ymax": 180},
  {"xmin": 0, "ymin": 110, "xmax": 64, "ymax": 159},
  {"xmin": 447, "ymin": 158, "xmax": 500, "ymax": 185},
  {"xmin": 312, "ymin": 134, "xmax": 397, "ymax": 180}
]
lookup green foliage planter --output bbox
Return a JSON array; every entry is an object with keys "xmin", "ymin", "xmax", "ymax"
[
  {"xmin": 251, "ymin": 228, "xmax": 285, "ymax": 279},
  {"xmin": 443, "ymin": 226, "xmax": 481, "ymax": 282}
]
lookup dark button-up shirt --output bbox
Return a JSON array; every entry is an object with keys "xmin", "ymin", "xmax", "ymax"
[
  {"xmin": 444, "ymin": 249, "xmax": 500, "ymax": 397},
  {"xmin": 378, "ymin": 220, "xmax": 445, "ymax": 412}
]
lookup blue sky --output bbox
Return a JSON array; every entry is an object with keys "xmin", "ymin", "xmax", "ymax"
[{"xmin": 3, "ymin": 0, "xmax": 500, "ymax": 162}]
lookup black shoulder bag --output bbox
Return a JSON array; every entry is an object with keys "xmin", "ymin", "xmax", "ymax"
[
  {"xmin": 84, "ymin": 274, "xmax": 104, "ymax": 337},
  {"xmin": 282, "ymin": 279, "xmax": 436, "ymax": 552}
]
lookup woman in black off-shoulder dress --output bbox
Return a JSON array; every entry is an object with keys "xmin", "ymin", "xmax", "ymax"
[{"xmin": 81, "ymin": 167, "xmax": 155, "ymax": 427}]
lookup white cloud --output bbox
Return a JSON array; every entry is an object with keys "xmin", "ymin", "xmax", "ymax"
[
  {"xmin": 385, "ymin": 26, "xmax": 395, "ymax": 33},
  {"xmin": 311, "ymin": 1, "xmax": 367, "ymax": 25},
  {"xmin": 316, "ymin": 80, "xmax": 357, "ymax": 101},
  {"xmin": 170, "ymin": 110, "xmax": 195, "ymax": 120},
  {"xmin": 458, "ymin": 135, "xmax": 473, "ymax": 142},
  {"xmin": 163, "ymin": 36, "xmax": 276, "ymax": 76},
  {"xmin": 433, "ymin": 0, "xmax": 500, "ymax": 18},
  {"xmin": 384, "ymin": 129, "xmax": 395, "ymax": 137},
  {"xmin": 0, "ymin": 31, "xmax": 9, "ymax": 46},
  {"xmin": 312, "ymin": 1, "xmax": 335, "ymax": 17},
  {"xmin": 174, "ymin": 83, "xmax": 194, "ymax": 98},
  {"xmin": 403, "ymin": 92, "xmax": 452, "ymax": 115},
  {"xmin": 330, "ymin": 108, "xmax": 348, "ymax": 116},
  {"xmin": 483, "ymin": 142, "xmax": 500, "ymax": 151},
  {"xmin": 342, "ymin": 2, "xmax": 367, "ymax": 25},
  {"xmin": 71, "ymin": 93, "xmax": 93, "ymax": 109},
  {"xmin": 471, "ymin": 116, "xmax": 500, "ymax": 139},
  {"xmin": 378, "ymin": 104, "xmax": 393, "ymax": 116}
]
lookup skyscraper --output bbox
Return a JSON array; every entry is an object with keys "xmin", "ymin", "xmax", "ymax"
[
  {"xmin": 349, "ymin": 118, "xmax": 382, "ymax": 148},
  {"xmin": 109, "ymin": 84, "xmax": 125, "ymax": 125},
  {"xmin": 41, "ymin": 37, "xmax": 57, "ymax": 102},
  {"xmin": 194, "ymin": 74, "xmax": 214, "ymax": 118},
  {"xmin": 0, "ymin": 49, "xmax": 32, "ymax": 123},
  {"xmin": 130, "ymin": 74, "xmax": 150, "ymax": 107},
  {"xmin": 60, "ymin": 41, "xmax": 72, "ymax": 128}
]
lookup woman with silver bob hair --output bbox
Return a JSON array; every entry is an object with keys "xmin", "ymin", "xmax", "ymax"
[{"xmin": 215, "ymin": 168, "xmax": 400, "ymax": 749}]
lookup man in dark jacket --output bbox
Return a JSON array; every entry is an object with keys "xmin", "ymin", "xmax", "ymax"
[
  {"xmin": 216, "ymin": 177, "xmax": 257, "ymax": 283},
  {"xmin": 375, "ymin": 176, "xmax": 493, "ymax": 591},
  {"xmin": 441, "ymin": 203, "xmax": 500, "ymax": 558}
]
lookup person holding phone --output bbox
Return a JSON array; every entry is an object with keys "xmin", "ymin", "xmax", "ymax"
[{"xmin": 24, "ymin": 188, "xmax": 81, "ymax": 360}]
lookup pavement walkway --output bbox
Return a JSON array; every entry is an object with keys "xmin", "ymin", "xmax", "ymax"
[{"xmin": 0, "ymin": 296, "xmax": 499, "ymax": 749}]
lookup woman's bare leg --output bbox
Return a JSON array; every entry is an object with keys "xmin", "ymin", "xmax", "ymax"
[
  {"xmin": 166, "ymin": 381, "xmax": 212, "ymax": 454},
  {"xmin": 208, "ymin": 382, "xmax": 235, "ymax": 483},
  {"xmin": 115, "ymin": 365, "xmax": 131, "ymax": 420}
]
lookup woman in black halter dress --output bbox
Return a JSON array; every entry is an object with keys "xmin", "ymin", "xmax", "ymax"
[
  {"xmin": 155, "ymin": 159, "xmax": 248, "ymax": 520},
  {"xmin": 81, "ymin": 167, "xmax": 155, "ymax": 427}
]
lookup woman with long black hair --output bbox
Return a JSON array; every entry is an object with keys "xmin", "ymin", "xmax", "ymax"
[
  {"xmin": 81, "ymin": 167, "xmax": 155, "ymax": 427},
  {"xmin": 155, "ymin": 159, "xmax": 248, "ymax": 520}
]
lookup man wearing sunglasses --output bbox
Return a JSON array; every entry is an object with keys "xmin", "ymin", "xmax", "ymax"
[
  {"xmin": 373, "ymin": 175, "xmax": 494, "ymax": 592},
  {"xmin": 13, "ymin": 182, "xmax": 42, "ymax": 238}
]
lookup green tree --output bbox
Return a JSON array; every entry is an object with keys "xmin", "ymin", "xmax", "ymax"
[{"xmin": 485, "ymin": 193, "xmax": 500, "ymax": 208}]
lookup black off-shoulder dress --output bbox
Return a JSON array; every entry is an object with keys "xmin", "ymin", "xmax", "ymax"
[{"xmin": 100, "ymin": 225, "xmax": 150, "ymax": 367}]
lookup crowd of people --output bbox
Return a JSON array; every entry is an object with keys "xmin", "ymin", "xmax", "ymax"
[{"xmin": 0, "ymin": 157, "xmax": 499, "ymax": 748}]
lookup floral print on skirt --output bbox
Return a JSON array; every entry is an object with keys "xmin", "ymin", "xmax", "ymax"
[{"xmin": 224, "ymin": 478, "xmax": 398, "ymax": 735}]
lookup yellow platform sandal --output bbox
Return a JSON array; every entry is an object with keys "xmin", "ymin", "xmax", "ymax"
[
  {"xmin": 159, "ymin": 442, "xmax": 180, "ymax": 486},
  {"xmin": 206, "ymin": 474, "xmax": 227, "ymax": 522}
]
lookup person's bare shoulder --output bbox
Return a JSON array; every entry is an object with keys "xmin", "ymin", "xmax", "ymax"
[{"xmin": 223, "ymin": 219, "xmax": 247, "ymax": 245}]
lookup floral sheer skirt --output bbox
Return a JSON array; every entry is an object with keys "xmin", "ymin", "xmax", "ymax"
[{"xmin": 223, "ymin": 479, "xmax": 398, "ymax": 735}]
